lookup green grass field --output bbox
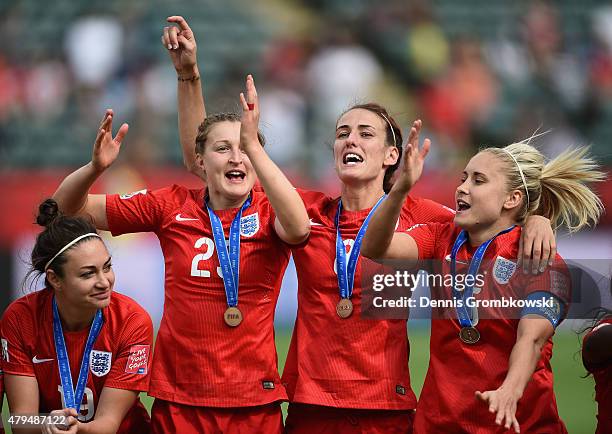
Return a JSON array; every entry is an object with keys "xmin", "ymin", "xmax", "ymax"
[{"xmin": 2, "ymin": 326, "xmax": 596, "ymax": 433}]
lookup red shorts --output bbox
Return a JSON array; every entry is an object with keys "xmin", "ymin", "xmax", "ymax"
[
  {"xmin": 118, "ymin": 402, "xmax": 152, "ymax": 434},
  {"xmin": 284, "ymin": 403, "xmax": 415, "ymax": 434},
  {"xmin": 151, "ymin": 399, "xmax": 283, "ymax": 434}
]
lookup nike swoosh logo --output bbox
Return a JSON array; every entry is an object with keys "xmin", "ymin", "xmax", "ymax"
[
  {"xmin": 309, "ymin": 218, "xmax": 323, "ymax": 227},
  {"xmin": 32, "ymin": 356, "xmax": 54, "ymax": 364},
  {"xmin": 176, "ymin": 214, "xmax": 199, "ymax": 222}
]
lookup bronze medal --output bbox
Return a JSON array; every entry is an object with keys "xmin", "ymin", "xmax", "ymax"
[
  {"xmin": 224, "ymin": 306, "xmax": 243, "ymax": 327},
  {"xmin": 336, "ymin": 298, "xmax": 353, "ymax": 319},
  {"xmin": 459, "ymin": 326, "xmax": 480, "ymax": 344}
]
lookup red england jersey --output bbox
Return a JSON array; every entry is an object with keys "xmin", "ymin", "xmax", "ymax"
[
  {"xmin": 281, "ymin": 190, "xmax": 454, "ymax": 409},
  {"xmin": 0, "ymin": 289, "xmax": 152, "ymax": 434},
  {"xmin": 583, "ymin": 318, "xmax": 612, "ymax": 434},
  {"xmin": 106, "ymin": 185, "xmax": 290, "ymax": 406},
  {"xmin": 408, "ymin": 223, "xmax": 569, "ymax": 434}
]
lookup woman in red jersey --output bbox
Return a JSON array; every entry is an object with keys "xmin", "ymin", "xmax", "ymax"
[
  {"xmin": 165, "ymin": 16, "xmax": 558, "ymax": 433},
  {"xmin": 362, "ymin": 132, "xmax": 605, "ymax": 433},
  {"xmin": 51, "ymin": 73, "xmax": 309, "ymax": 433},
  {"xmin": 1, "ymin": 199, "xmax": 153, "ymax": 434},
  {"xmin": 582, "ymin": 291, "xmax": 612, "ymax": 434}
]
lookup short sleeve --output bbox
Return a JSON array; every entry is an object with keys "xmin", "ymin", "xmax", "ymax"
[
  {"xmin": 405, "ymin": 223, "xmax": 441, "ymax": 260},
  {"xmin": 106, "ymin": 185, "xmax": 187, "ymax": 236},
  {"xmin": 0, "ymin": 302, "xmax": 35, "ymax": 377},
  {"xmin": 103, "ymin": 307, "xmax": 154, "ymax": 392}
]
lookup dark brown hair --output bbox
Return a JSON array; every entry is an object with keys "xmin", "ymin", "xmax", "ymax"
[{"xmin": 24, "ymin": 199, "xmax": 100, "ymax": 290}]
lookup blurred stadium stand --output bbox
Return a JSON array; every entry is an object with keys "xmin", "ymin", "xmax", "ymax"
[{"xmin": 0, "ymin": 0, "xmax": 610, "ymax": 309}]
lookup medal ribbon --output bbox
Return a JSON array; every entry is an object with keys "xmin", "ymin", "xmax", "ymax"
[
  {"xmin": 52, "ymin": 297, "xmax": 103, "ymax": 412},
  {"xmin": 450, "ymin": 226, "xmax": 516, "ymax": 327},
  {"xmin": 335, "ymin": 195, "xmax": 387, "ymax": 299},
  {"xmin": 206, "ymin": 196, "xmax": 252, "ymax": 307}
]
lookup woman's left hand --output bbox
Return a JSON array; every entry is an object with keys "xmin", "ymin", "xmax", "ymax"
[
  {"xmin": 475, "ymin": 387, "xmax": 522, "ymax": 433},
  {"xmin": 519, "ymin": 215, "xmax": 556, "ymax": 274},
  {"xmin": 239, "ymin": 74, "xmax": 260, "ymax": 151}
]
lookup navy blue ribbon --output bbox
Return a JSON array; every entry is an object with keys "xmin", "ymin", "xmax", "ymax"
[
  {"xmin": 450, "ymin": 226, "xmax": 516, "ymax": 327},
  {"xmin": 206, "ymin": 196, "xmax": 252, "ymax": 307},
  {"xmin": 52, "ymin": 297, "xmax": 103, "ymax": 412},
  {"xmin": 335, "ymin": 195, "xmax": 387, "ymax": 299}
]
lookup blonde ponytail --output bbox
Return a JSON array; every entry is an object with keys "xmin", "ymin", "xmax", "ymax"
[
  {"xmin": 539, "ymin": 147, "xmax": 605, "ymax": 232},
  {"xmin": 483, "ymin": 142, "xmax": 605, "ymax": 233}
]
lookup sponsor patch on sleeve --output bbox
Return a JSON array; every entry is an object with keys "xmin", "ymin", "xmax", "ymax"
[
  {"xmin": 125, "ymin": 345, "xmax": 150, "ymax": 375},
  {"xmin": 549, "ymin": 270, "xmax": 570, "ymax": 300}
]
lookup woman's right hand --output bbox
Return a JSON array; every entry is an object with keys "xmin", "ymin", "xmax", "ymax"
[
  {"xmin": 392, "ymin": 119, "xmax": 430, "ymax": 195},
  {"xmin": 41, "ymin": 408, "xmax": 79, "ymax": 434},
  {"xmin": 162, "ymin": 16, "xmax": 198, "ymax": 76},
  {"xmin": 91, "ymin": 109, "xmax": 128, "ymax": 173}
]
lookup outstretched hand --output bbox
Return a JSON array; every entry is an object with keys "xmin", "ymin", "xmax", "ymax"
[
  {"xmin": 476, "ymin": 388, "xmax": 521, "ymax": 433},
  {"xmin": 162, "ymin": 16, "xmax": 197, "ymax": 75},
  {"xmin": 239, "ymin": 75, "xmax": 260, "ymax": 150},
  {"xmin": 392, "ymin": 119, "xmax": 430, "ymax": 194},
  {"xmin": 92, "ymin": 109, "xmax": 128, "ymax": 173}
]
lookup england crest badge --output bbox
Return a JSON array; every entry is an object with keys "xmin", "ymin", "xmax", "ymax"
[
  {"xmin": 493, "ymin": 256, "xmax": 517, "ymax": 284},
  {"xmin": 240, "ymin": 213, "xmax": 260, "ymax": 237},
  {"xmin": 90, "ymin": 350, "xmax": 112, "ymax": 377}
]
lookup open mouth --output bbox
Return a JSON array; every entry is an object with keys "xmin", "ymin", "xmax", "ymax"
[
  {"xmin": 456, "ymin": 199, "xmax": 471, "ymax": 212},
  {"xmin": 343, "ymin": 152, "xmax": 364, "ymax": 166},
  {"xmin": 225, "ymin": 170, "xmax": 246, "ymax": 182}
]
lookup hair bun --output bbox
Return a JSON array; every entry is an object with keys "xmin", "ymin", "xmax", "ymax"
[{"xmin": 36, "ymin": 199, "xmax": 61, "ymax": 227}]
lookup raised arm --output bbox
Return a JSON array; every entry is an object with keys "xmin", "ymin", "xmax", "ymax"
[
  {"xmin": 53, "ymin": 110, "xmax": 128, "ymax": 231},
  {"xmin": 163, "ymin": 16, "xmax": 205, "ymax": 177},
  {"xmin": 361, "ymin": 120, "xmax": 430, "ymax": 260},
  {"xmin": 239, "ymin": 75, "xmax": 310, "ymax": 244},
  {"xmin": 475, "ymin": 316, "xmax": 554, "ymax": 433}
]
